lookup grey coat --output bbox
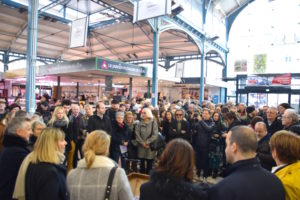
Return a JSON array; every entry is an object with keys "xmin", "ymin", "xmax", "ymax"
[
  {"xmin": 67, "ymin": 156, "xmax": 134, "ymax": 200},
  {"xmin": 135, "ymin": 119, "xmax": 158, "ymax": 159}
]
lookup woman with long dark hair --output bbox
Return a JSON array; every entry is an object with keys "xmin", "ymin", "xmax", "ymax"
[
  {"xmin": 161, "ymin": 111, "xmax": 174, "ymax": 143},
  {"xmin": 209, "ymin": 112, "xmax": 227, "ymax": 178},
  {"xmin": 140, "ymin": 139, "xmax": 207, "ymax": 200}
]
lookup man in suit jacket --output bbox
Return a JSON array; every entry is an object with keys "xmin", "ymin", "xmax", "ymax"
[{"xmin": 169, "ymin": 109, "xmax": 191, "ymax": 143}]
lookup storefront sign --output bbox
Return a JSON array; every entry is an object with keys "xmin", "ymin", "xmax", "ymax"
[
  {"xmin": 272, "ymin": 73, "xmax": 291, "ymax": 85},
  {"xmin": 247, "ymin": 73, "xmax": 291, "ymax": 86},
  {"xmin": 97, "ymin": 58, "xmax": 147, "ymax": 77}
]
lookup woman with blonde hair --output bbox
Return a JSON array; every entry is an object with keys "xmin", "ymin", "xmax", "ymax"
[
  {"xmin": 67, "ymin": 130, "xmax": 133, "ymax": 200},
  {"xmin": 22, "ymin": 127, "xmax": 68, "ymax": 200},
  {"xmin": 135, "ymin": 107, "xmax": 158, "ymax": 174},
  {"xmin": 48, "ymin": 106, "xmax": 73, "ymax": 170}
]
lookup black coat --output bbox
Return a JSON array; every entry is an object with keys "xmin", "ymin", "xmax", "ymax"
[
  {"xmin": 161, "ymin": 120, "xmax": 173, "ymax": 143},
  {"xmin": 105, "ymin": 108, "xmax": 117, "ymax": 124},
  {"xmin": 0, "ymin": 134, "xmax": 30, "ymax": 200},
  {"xmin": 68, "ymin": 113, "xmax": 87, "ymax": 142},
  {"xmin": 52, "ymin": 120, "xmax": 72, "ymax": 152},
  {"xmin": 192, "ymin": 119, "xmax": 215, "ymax": 149},
  {"xmin": 140, "ymin": 171, "xmax": 208, "ymax": 200},
  {"xmin": 25, "ymin": 162, "xmax": 69, "ymax": 200},
  {"xmin": 169, "ymin": 119, "xmax": 191, "ymax": 143},
  {"xmin": 87, "ymin": 114, "xmax": 112, "ymax": 135},
  {"xmin": 264, "ymin": 118, "xmax": 283, "ymax": 135},
  {"xmin": 209, "ymin": 158, "xmax": 285, "ymax": 200},
  {"xmin": 257, "ymin": 133, "xmax": 276, "ymax": 171},
  {"xmin": 227, "ymin": 119, "xmax": 242, "ymax": 131},
  {"xmin": 110, "ymin": 121, "xmax": 129, "ymax": 152},
  {"xmin": 286, "ymin": 122, "xmax": 300, "ymax": 135}
]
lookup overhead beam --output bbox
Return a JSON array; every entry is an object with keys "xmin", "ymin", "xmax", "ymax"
[{"xmin": 91, "ymin": 32, "xmax": 123, "ymax": 60}]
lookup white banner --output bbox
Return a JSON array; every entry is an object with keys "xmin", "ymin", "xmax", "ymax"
[
  {"xmin": 69, "ymin": 17, "xmax": 88, "ymax": 48},
  {"xmin": 133, "ymin": 0, "xmax": 171, "ymax": 23}
]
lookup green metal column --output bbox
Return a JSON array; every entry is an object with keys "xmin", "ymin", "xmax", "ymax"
[{"xmin": 25, "ymin": 0, "xmax": 39, "ymax": 114}]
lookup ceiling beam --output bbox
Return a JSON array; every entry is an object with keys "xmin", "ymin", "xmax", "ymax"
[{"xmin": 91, "ymin": 32, "xmax": 123, "ymax": 60}]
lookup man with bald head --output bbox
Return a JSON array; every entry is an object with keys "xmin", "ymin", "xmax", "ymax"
[
  {"xmin": 209, "ymin": 126, "xmax": 285, "ymax": 200},
  {"xmin": 255, "ymin": 122, "xmax": 276, "ymax": 171}
]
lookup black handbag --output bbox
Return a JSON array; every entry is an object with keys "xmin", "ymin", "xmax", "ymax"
[
  {"xmin": 150, "ymin": 132, "xmax": 166, "ymax": 151},
  {"xmin": 147, "ymin": 121, "xmax": 166, "ymax": 151}
]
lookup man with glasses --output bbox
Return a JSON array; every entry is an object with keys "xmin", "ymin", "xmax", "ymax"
[
  {"xmin": 264, "ymin": 107, "xmax": 283, "ymax": 135},
  {"xmin": 169, "ymin": 109, "xmax": 191, "ymax": 143},
  {"xmin": 282, "ymin": 109, "xmax": 300, "ymax": 135}
]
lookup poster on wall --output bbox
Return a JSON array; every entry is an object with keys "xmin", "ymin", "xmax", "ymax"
[
  {"xmin": 253, "ymin": 54, "xmax": 267, "ymax": 73},
  {"xmin": 234, "ymin": 60, "xmax": 247, "ymax": 72}
]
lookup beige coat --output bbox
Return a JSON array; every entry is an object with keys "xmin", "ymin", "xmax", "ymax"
[{"xmin": 135, "ymin": 120, "xmax": 158, "ymax": 159}]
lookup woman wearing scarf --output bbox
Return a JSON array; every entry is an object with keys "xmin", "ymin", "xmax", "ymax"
[{"xmin": 110, "ymin": 111, "xmax": 129, "ymax": 169}]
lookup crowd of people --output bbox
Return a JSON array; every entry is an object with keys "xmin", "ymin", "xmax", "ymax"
[{"xmin": 0, "ymin": 94, "xmax": 299, "ymax": 200}]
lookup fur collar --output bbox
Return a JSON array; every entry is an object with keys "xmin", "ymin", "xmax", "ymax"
[
  {"xmin": 77, "ymin": 155, "xmax": 117, "ymax": 169},
  {"xmin": 149, "ymin": 171, "xmax": 207, "ymax": 200}
]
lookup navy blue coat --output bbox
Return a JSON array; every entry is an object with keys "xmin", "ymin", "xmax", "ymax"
[
  {"xmin": 25, "ymin": 162, "xmax": 69, "ymax": 200},
  {"xmin": 110, "ymin": 121, "xmax": 129, "ymax": 153},
  {"xmin": 209, "ymin": 157, "xmax": 285, "ymax": 200},
  {"xmin": 192, "ymin": 119, "xmax": 215, "ymax": 149},
  {"xmin": 0, "ymin": 133, "xmax": 30, "ymax": 200},
  {"xmin": 140, "ymin": 171, "xmax": 208, "ymax": 200}
]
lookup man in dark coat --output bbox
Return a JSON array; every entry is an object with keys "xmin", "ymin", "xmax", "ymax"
[
  {"xmin": 0, "ymin": 117, "xmax": 32, "ymax": 200},
  {"xmin": 105, "ymin": 99, "xmax": 120, "ymax": 124},
  {"xmin": 264, "ymin": 107, "xmax": 283, "ymax": 135},
  {"xmin": 209, "ymin": 126, "xmax": 285, "ymax": 200},
  {"xmin": 69, "ymin": 104, "xmax": 87, "ymax": 168},
  {"xmin": 88, "ymin": 102, "xmax": 112, "ymax": 135},
  {"xmin": 169, "ymin": 109, "xmax": 191, "ymax": 143},
  {"xmin": 192, "ymin": 108, "xmax": 214, "ymax": 180},
  {"xmin": 282, "ymin": 109, "xmax": 300, "ymax": 135},
  {"xmin": 254, "ymin": 122, "xmax": 276, "ymax": 171}
]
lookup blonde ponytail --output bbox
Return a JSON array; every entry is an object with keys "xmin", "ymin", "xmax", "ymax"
[
  {"xmin": 82, "ymin": 130, "xmax": 111, "ymax": 169},
  {"xmin": 84, "ymin": 149, "xmax": 96, "ymax": 169}
]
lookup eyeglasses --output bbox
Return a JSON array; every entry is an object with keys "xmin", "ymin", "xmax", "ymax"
[{"xmin": 176, "ymin": 114, "xmax": 183, "ymax": 116}]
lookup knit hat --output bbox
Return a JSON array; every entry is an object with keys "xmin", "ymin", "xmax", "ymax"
[{"xmin": 246, "ymin": 106, "xmax": 255, "ymax": 114}]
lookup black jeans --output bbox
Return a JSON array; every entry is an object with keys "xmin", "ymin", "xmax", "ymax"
[
  {"xmin": 110, "ymin": 150, "xmax": 126, "ymax": 169},
  {"xmin": 140, "ymin": 158, "xmax": 153, "ymax": 174},
  {"xmin": 195, "ymin": 148, "xmax": 209, "ymax": 178}
]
